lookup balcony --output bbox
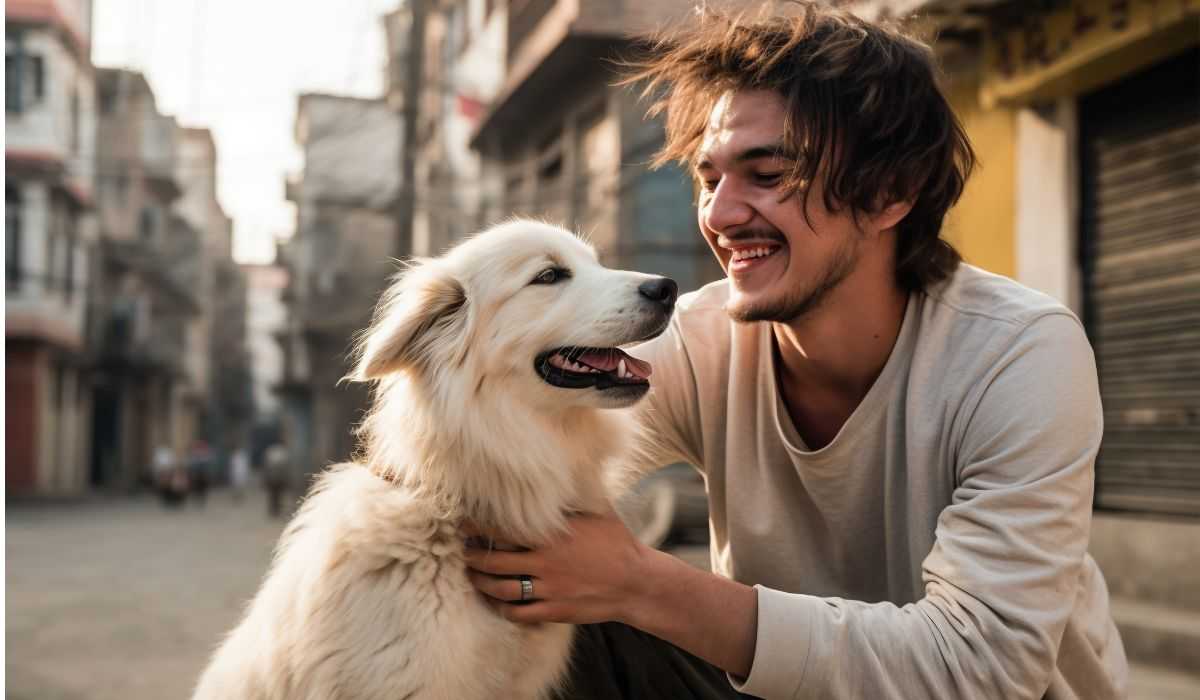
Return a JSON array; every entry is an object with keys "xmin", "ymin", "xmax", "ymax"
[
  {"xmin": 507, "ymin": 0, "xmax": 557, "ymax": 63},
  {"xmin": 473, "ymin": 1, "xmax": 617, "ymax": 152}
]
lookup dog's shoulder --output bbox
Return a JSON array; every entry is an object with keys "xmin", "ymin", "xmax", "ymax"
[{"xmin": 290, "ymin": 462, "xmax": 460, "ymax": 569}]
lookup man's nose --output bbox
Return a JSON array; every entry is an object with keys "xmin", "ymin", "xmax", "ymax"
[
  {"xmin": 701, "ymin": 180, "xmax": 753, "ymax": 233},
  {"xmin": 638, "ymin": 276, "xmax": 678, "ymax": 311}
]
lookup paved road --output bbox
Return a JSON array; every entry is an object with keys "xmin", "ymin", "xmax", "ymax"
[
  {"xmin": 5, "ymin": 491, "xmax": 709, "ymax": 700},
  {"xmin": 11, "ymin": 493, "xmax": 1179, "ymax": 700},
  {"xmin": 6, "ymin": 493, "xmax": 285, "ymax": 700}
]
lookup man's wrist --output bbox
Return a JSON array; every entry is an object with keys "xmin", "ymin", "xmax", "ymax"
[
  {"xmin": 615, "ymin": 544, "xmax": 760, "ymax": 678},
  {"xmin": 616, "ymin": 542, "xmax": 680, "ymax": 630}
]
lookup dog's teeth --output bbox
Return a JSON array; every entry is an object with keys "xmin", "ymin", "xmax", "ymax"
[{"xmin": 618, "ymin": 358, "xmax": 627, "ymax": 379}]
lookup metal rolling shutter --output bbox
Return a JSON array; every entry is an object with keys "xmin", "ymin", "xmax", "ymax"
[{"xmin": 1080, "ymin": 47, "xmax": 1200, "ymax": 515}]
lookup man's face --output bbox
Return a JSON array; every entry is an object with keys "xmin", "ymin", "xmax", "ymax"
[{"xmin": 694, "ymin": 89, "xmax": 863, "ymax": 324}]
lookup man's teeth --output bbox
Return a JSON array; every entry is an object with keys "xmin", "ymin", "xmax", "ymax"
[{"xmin": 732, "ymin": 246, "xmax": 776, "ymax": 262}]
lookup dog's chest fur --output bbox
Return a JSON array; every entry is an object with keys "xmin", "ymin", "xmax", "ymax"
[{"xmin": 192, "ymin": 465, "xmax": 577, "ymax": 700}]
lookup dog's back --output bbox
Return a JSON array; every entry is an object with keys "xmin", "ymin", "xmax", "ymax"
[{"xmin": 193, "ymin": 465, "xmax": 575, "ymax": 700}]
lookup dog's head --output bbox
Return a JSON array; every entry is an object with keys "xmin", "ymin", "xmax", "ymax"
[{"xmin": 351, "ymin": 220, "xmax": 676, "ymax": 410}]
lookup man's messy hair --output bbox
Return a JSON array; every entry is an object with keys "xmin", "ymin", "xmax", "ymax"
[{"xmin": 623, "ymin": 1, "xmax": 975, "ymax": 291}]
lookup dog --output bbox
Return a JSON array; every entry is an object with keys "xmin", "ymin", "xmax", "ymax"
[{"xmin": 192, "ymin": 220, "xmax": 677, "ymax": 700}]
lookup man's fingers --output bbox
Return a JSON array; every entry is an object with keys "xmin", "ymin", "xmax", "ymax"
[
  {"xmin": 497, "ymin": 600, "xmax": 565, "ymax": 624},
  {"xmin": 463, "ymin": 547, "xmax": 539, "ymax": 575},
  {"xmin": 467, "ymin": 570, "xmax": 545, "ymax": 603}
]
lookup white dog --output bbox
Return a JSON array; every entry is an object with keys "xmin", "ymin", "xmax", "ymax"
[{"xmin": 192, "ymin": 220, "xmax": 677, "ymax": 700}]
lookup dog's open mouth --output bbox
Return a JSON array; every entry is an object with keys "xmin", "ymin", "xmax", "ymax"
[{"xmin": 535, "ymin": 347, "xmax": 652, "ymax": 390}]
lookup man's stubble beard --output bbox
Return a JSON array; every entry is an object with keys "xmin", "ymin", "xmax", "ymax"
[{"xmin": 724, "ymin": 235, "xmax": 861, "ymax": 324}]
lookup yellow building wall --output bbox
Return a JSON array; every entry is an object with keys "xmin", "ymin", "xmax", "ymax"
[{"xmin": 943, "ymin": 79, "xmax": 1017, "ymax": 278}]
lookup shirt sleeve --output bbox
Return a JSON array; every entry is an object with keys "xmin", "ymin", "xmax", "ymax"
[
  {"xmin": 625, "ymin": 312, "xmax": 706, "ymax": 475},
  {"xmin": 731, "ymin": 313, "xmax": 1103, "ymax": 699}
]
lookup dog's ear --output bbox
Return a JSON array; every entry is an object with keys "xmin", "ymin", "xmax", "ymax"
[{"xmin": 350, "ymin": 261, "xmax": 468, "ymax": 381}]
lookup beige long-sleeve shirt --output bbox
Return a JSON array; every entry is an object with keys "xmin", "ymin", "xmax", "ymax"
[{"xmin": 630, "ymin": 264, "xmax": 1128, "ymax": 699}]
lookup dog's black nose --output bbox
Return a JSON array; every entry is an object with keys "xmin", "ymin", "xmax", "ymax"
[{"xmin": 638, "ymin": 277, "xmax": 678, "ymax": 310}]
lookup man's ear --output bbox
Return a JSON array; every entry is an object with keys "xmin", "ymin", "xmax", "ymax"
[
  {"xmin": 871, "ymin": 199, "xmax": 914, "ymax": 235},
  {"xmin": 350, "ymin": 261, "xmax": 468, "ymax": 381}
]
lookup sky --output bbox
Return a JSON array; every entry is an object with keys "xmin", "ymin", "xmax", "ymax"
[{"xmin": 91, "ymin": 0, "xmax": 399, "ymax": 264}]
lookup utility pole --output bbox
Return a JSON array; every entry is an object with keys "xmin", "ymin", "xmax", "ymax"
[{"xmin": 397, "ymin": 0, "xmax": 426, "ymax": 259}]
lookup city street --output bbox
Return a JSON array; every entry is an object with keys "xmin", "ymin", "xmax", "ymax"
[
  {"xmin": 6, "ymin": 493, "xmax": 284, "ymax": 700},
  {"xmin": 8, "ymin": 492, "xmax": 1190, "ymax": 700},
  {"xmin": 5, "ymin": 490, "xmax": 710, "ymax": 700}
]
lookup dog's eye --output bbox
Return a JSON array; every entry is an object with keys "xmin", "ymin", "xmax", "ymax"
[{"xmin": 531, "ymin": 267, "xmax": 569, "ymax": 285}]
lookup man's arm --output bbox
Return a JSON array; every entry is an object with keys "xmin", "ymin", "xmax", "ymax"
[
  {"xmin": 725, "ymin": 313, "xmax": 1105, "ymax": 698},
  {"xmin": 468, "ymin": 313, "xmax": 1105, "ymax": 699}
]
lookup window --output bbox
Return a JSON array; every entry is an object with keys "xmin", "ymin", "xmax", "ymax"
[
  {"xmin": 64, "ymin": 211, "xmax": 76, "ymax": 300},
  {"xmin": 5, "ymin": 185, "xmax": 22, "ymax": 289},
  {"xmin": 46, "ymin": 200, "xmax": 62, "ymax": 291},
  {"xmin": 4, "ymin": 35, "xmax": 45, "ymax": 114},
  {"xmin": 99, "ymin": 84, "xmax": 117, "ymax": 114},
  {"xmin": 5, "ymin": 38, "xmax": 22, "ymax": 113},
  {"xmin": 139, "ymin": 207, "xmax": 157, "ymax": 242},
  {"xmin": 31, "ymin": 55, "xmax": 44, "ymax": 99},
  {"xmin": 70, "ymin": 90, "xmax": 81, "ymax": 153}
]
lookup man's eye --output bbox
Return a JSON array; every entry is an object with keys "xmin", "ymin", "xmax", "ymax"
[
  {"xmin": 754, "ymin": 172, "xmax": 783, "ymax": 186},
  {"xmin": 698, "ymin": 179, "xmax": 719, "ymax": 193},
  {"xmin": 532, "ymin": 267, "xmax": 569, "ymax": 285}
]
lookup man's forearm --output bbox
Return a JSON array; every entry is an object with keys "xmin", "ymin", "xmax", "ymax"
[{"xmin": 622, "ymin": 546, "xmax": 759, "ymax": 678}]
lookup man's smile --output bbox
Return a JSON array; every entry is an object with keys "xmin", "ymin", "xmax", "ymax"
[{"xmin": 725, "ymin": 242, "xmax": 785, "ymax": 279}]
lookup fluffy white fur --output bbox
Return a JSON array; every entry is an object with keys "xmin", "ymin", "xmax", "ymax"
[{"xmin": 192, "ymin": 220, "xmax": 673, "ymax": 700}]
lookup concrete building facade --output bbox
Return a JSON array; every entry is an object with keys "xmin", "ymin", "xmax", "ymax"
[
  {"xmin": 88, "ymin": 68, "xmax": 202, "ymax": 489},
  {"xmin": 276, "ymin": 94, "xmax": 400, "ymax": 480},
  {"xmin": 467, "ymin": 0, "xmax": 724, "ymax": 293},
  {"xmin": 5, "ymin": 0, "xmax": 98, "ymax": 496}
]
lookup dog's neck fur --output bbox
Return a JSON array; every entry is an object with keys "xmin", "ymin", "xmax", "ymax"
[{"xmin": 360, "ymin": 369, "xmax": 628, "ymax": 544}]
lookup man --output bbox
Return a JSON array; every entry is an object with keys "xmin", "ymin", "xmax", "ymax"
[{"xmin": 465, "ymin": 4, "xmax": 1127, "ymax": 698}]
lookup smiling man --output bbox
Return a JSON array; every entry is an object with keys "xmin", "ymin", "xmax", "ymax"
[{"xmin": 464, "ymin": 3, "xmax": 1127, "ymax": 698}]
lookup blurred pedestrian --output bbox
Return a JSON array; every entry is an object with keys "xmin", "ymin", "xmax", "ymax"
[
  {"xmin": 263, "ymin": 443, "xmax": 290, "ymax": 518},
  {"xmin": 153, "ymin": 444, "xmax": 186, "ymax": 508},
  {"xmin": 230, "ymin": 447, "xmax": 251, "ymax": 504},
  {"xmin": 188, "ymin": 440, "xmax": 214, "ymax": 507}
]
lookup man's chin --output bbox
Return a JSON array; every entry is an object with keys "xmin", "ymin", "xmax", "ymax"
[{"xmin": 723, "ymin": 290, "xmax": 778, "ymax": 324}]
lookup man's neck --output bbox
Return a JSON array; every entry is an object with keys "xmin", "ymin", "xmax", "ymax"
[{"xmin": 771, "ymin": 257, "xmax": 908, "ymax": 414}]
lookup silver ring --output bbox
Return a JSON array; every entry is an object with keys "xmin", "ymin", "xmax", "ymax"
[{"xmin": 519, "ymin": 575, "xmax": 534, "ymax": 602}]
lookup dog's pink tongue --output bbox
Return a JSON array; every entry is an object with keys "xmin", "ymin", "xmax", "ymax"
[{"xmin": 578, "ymin": 349, "xmax": 653, "ymax": 378}]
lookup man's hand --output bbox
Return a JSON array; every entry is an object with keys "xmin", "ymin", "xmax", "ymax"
[
  {"xmin": 463, "ymin": 510, "xmax": 651, "ymax": 625},
  {"xmin": 463, "ymin": 510, "xmax": 759, "ymax": 678}
]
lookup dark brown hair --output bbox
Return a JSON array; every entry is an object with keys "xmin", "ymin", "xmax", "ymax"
[{"xmin": 624, "ymin": 1, "xmax": 975, "ymax": 291}]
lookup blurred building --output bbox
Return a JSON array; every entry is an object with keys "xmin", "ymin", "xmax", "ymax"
[
  {"xmin": 276, "ymin": 94, "xmax": 400, "ymax": 479},
  {"xmin": 384, "ymin": 0, "xmax": 505, "ymax": 257},
  {"xmin": 5, "ymin": 0, "xmax": 98, "ymax": 495},
  {"xmin": 466, "ymin": 0, "xmax": 724, "ymax": 292},
  {"xmin": 88, "ymin": 69, "xmax": 202, "ymax": 489},
  {"xmin": 242, "ymin": 262, "xmax": 288, "ymax": 426}
]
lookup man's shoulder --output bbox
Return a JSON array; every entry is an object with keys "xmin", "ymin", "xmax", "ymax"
[
  {"xmin": 914, "ymin": 264, "xmax": 1094, "ymax": 394},
  {"xmin": 670, "ymin": 279, "xmax": 738, "ymax": 341},
  {"xmin": 677, "ymin": 278, "xmax": 732, "ymax": 316},
  {"xmin": 924, "ymin": 263, "xmax": 1081, "ymax": 332}
]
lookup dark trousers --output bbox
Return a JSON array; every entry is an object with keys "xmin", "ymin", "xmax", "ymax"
[{"xmin": 559, "ymin": 622, "xmax": 754, "ymax": 699}]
